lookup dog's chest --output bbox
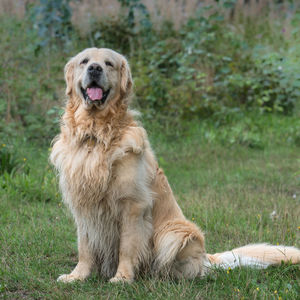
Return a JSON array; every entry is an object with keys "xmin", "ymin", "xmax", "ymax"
[{"xmin": 55, "ymin": 140, "xmax": 118, "ymax": 206}]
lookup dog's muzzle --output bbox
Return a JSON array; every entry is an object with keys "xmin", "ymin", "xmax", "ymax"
[{"xmin": 81, "ymin": 63, "xmax": 110, "ymax": 105}]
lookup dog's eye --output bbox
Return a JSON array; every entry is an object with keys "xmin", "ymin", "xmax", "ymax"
[
  {"xmin": 105, "ymin": 61, "xmax": 114, "ymax": 67},
  {"xmin": 81, "ymin": 58, "xmax": 89, "ymax": 65}
]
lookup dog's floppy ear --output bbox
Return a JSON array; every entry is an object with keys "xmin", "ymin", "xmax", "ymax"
[
  {"xmin": 120, "ymin": 56, "xmax": 133, "ymax": 97},
  {"xmin": 64, "ymin": 58, "xmax": 75, "ymax": 96}
]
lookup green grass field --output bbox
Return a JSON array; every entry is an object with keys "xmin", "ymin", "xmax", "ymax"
[{"xmin": 0, "ymin": 114, "xmax": 299, "ymax": 299}]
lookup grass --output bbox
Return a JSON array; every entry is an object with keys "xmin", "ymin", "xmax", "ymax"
[{"xmin": 0, "ymin": 114, "xmax": 300, "ymax": 299}]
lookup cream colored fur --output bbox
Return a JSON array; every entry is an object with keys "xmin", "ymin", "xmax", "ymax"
[
  {"xmin": 50, "ymin": 48, "xmax": 300, "ymax": 283},
  {"xmin": 207, "ymin": 244, "xmax": 300, "ymax": 270}
]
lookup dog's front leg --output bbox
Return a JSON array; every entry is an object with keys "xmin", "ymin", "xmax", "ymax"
[
  {"xmin": 57, "ymin": 229, "xmax": 94, "ymax": 283},
  {"xmin": 110, "ymin": 200, "xmax": 152, "ymax": 283}
]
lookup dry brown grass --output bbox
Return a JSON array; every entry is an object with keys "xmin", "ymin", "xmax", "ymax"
[
  {"xmin": 0, "ymin": 0, "xmax": 28, "ymax": 18},
  {"xmin": 70, "ymin": 0, "xmax": 121, "ymax": 36},
  {"xmin": 1, "ymin": 0, "xmax": 299, "ymax": 30}
]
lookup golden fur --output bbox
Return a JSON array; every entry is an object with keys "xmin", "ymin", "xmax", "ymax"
[{"xmin": 50, "ymin": 48, "xmax": 300, "ymax": 283}]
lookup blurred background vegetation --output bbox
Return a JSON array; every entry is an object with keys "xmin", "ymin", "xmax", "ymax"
[{"xmin": 0, "ymin": 0, "xmax": 300, "ymax": 161}]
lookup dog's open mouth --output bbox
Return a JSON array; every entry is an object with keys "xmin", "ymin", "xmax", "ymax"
[{"xmin": 81, "ymin": 84, "xmax": 110, "ymax": 105}]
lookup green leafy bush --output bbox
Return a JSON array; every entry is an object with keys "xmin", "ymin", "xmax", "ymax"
[
  {"xmin": 133, "ymin": 7, "xmax": 299, "ymax": 120},
  {"xmin": 28, "ymin": 0, "xmax": 73, "ymax": 51}
]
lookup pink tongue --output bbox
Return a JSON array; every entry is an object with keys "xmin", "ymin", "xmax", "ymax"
[{"xmin": 87, "ymin": 87, "xmax": 103, "ymax": 101}]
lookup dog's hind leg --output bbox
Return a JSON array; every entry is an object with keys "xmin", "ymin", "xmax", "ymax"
[
  {"xmin": 153, "ymin": 219, "xmax": 208, "ymax": 279},
  {"xmin": 171, "ymin": 238, "xmax": 209, "ymax": 279}
]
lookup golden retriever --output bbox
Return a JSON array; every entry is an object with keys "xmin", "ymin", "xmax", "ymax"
[{"xmin": 50, "ymin": 48, "xmax": 300, "ymax": 283}]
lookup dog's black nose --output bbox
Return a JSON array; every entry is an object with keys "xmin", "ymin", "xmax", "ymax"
[{"xmin": 88, "ymin": 63, "xmax": 102, "ymax": 77}]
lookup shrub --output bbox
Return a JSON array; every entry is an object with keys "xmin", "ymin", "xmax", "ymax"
[
  {"xmin": 28, "ymin": 0, "xmax": 73, "ymax": 51},
  {"xmin": 133, "ymin": 7, "xmax": 299, "ymax": 120}
]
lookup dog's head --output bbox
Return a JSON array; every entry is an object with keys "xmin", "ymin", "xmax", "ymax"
[{"xmin": 64, "ymin": 48, "xmax": 132, "ymax": 110}]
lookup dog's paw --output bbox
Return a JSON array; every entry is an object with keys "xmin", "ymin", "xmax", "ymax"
[
  {"xmin": 57, "ymin": 274, "xmax": 82, "ymax": 283},
  {"xmin": 109, "ymin": 275, "xmax": 133, "ymax": 284}
]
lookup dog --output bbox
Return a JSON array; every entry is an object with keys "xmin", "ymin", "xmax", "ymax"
[{"xmin": 50, "ymin": 48, "xmax": 300, "ymax": 283}]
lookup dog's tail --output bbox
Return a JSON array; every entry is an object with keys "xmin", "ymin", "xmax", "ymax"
[{"xmin": 206, "ymin": 243, "xmax": 300, "ymax": 270}]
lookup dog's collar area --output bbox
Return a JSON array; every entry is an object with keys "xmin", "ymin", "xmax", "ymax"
[{"xmin": 81, "ymin": 86, "xmax": 110, "ymax": 105}]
